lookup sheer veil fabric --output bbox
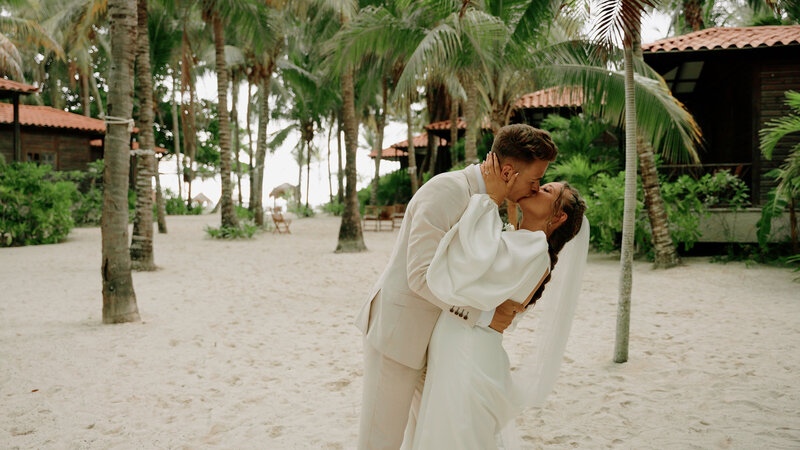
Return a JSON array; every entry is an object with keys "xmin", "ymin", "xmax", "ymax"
[{"xmin": 500, "ymin": 215, "xmax": 591, "ymax": 449}]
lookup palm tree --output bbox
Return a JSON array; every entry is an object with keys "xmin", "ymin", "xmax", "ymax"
[
  {"xmin": 760, "ymin": 90, "xmax": 800, "ymax": 254},
  {"xmin": 130, "ymin": 0, "xmax": 157, "ymax": 271},
  {"xmin": 102, "ymin": 0, "xmax": 140, "ymax": 324},
  {"xmin": 594, "ymin": 0, "xmax": 658, "ymax": 363},
  {"xmin": 202, "ymin": 0, "xmax": 238, "ymax": 228},
  {"xmin": 0, "ymin": 1, "xmax": 63, "ymax": 80}
]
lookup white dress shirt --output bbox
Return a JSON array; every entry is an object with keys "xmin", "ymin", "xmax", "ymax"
[{"xmin": 470, "ymin": 164, "xmax": 496, "ymax": 328}]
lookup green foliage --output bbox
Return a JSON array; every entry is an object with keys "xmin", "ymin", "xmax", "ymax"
[
  {"xmin": 236, "ymin": 205, "xmax": 254, "ymax": 220},
  {"xmin": 49, "ymin": 159, "xmax": 105, "ymax": 226},
  {"xmin": 358, "ymin": 169, "xmax": 414, "ymax": 213},
  {"xmin": 541, "ymin": 113, "xmax": 620, "ymax": 163},
  {"xmin": 289, "ymin": 204, "xmax": 316, "ymax": 217},
  {"xmin": 584, "ymin": 172, "xmax": 645, "ymax": 253},
  {"xmin": 162, "ymin": 189, "xmax": 202, "ymax": 215},
  {"xmin": 0, "ymin": 162, "xmax": 76, "ymax": 246},
  {"xmin": 546, "ymin": 154, "xmax": 619, "ymax": 195},
  {"xmin": 204, "ymin": 223, "xmax": 258, "ymax": 239},
  {"xmin": 699, "ymin": 171, "xmax": 750, "ymax": 209},
  {"xmin": 322, "ymin": 200, "xmax": 345, "ymax": 216}
]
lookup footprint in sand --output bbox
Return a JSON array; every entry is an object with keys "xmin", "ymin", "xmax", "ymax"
[{"xmin": 325, "ymin": 379, "xmax": 351, "ymax": 391}]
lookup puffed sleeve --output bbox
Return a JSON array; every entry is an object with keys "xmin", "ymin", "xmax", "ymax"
[{"xmin": 426, "ymin": 194, "xmax": 550, "ymax": 311}]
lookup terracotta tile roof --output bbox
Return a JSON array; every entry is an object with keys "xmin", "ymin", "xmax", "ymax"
[
  {"xmin": 92, "ymin": 138, "xmax": 166, "ymax": 154},
  {"xmin": 369, "ymin": 133, "xmax": 448, "ymax": 158},
  {"xmin": 0, "ymin": 78, "xmax": 38, "ymax": 94},
  {"xmin": 0, "ymin": 103, "xmax": 105, "ymax": 132},
  {"xmin": 643, "ymin": 25, "xmax": 800, "ymax": 53},
  {"xmin": 425, "ymin": 117, "xmax": 492, "ymax": 131},
  {"xmin": 515, "ymin": 87, "xmax": 583, "ymax": 109}
]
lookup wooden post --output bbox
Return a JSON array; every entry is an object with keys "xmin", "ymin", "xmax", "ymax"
[{"xmin": 13, "ymin": 93, "xmax": 21, "ymax": 162}]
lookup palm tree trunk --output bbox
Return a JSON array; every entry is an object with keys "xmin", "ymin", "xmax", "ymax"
[
  {"xmin": 172, "ymin": 68, "xmax": 183, "ymax": 200},
  {"xmin": 463, "ymin": 77, "xmax": 479, "ymax": 164},
  {"xmin": 632, "ymin": 26, "xmax": 679, "ymax": 269},
  {"xmin": 371, "ymin": 80, "xmax": 387, "ymax": 205},
  {"xmin": 297, "ymin": 140, "xmax": 304, "ymax": 207},
  {"xmin": 90, "ymin": 73, "xmax": 105, "ymax": 118},
  {"xmin": 450, "ymin": 97, "xmax": 459, "ymax": 166},
  {"xmin": 427, "ymin": 132, "xmax": 438, "ymax": 178},
  {"xmin": 130, "ymin": 0, "xmax": 156, "ymax": 271},
  {"xmin": 791, "ymin": 198, "xmax": 798, "ymax": 254},
  {"xmin": 683, "ymin": 0, "xmax": 704, "ymax": 31},
  {"xmin": 247, "ymin": 79, "xmax": 255, "ymax": 211},
  {"xmin": 306, "ymin": 139, "xmax": 312, "ymax": 210},
  {"xmin": 253, "ymin": 74, "xmax": 271, "ymax": 227},
  {"xmin": 103, "ymin": 0, "xmax": 140, "ymax": 324},
  {"xmin": 154, "ymin": 159, "xmax": 168, "ymax": 233},
  {"xmin": 614, "ymin": 42, "xmax": 638, "ymax": 364},
  {"xmin": 232, "ymin": 70, "xmax": 243, "ymax": 207},
  {"xmin": 337, "ymin": 112, "xmax": 344, "ymax": 204},
  {"xmin": 336, "ymin": 68, "xmax": 366, "ymax": 252},
  {"xmin": 407, "ymin": 100, "xmax": 419, "ymax": 194},
  {"xmin": 80, "ymin": 68, "xmax": 91, "ymax": 117},
  {"xmin": 327, "ymin": 114, "xmax": 334, "ymax": 203},
  {"xmin": 211, "ymin": 13, "xmax": 237, "ymax": 228},
  {"xmin": 181, "ymin": 26, "xmax": 197, "ymax": 209}
]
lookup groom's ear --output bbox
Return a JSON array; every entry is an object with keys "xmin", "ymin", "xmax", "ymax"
[{"xmin": 500, "ymin": 163, "xmax": 515, "ymax": 181}]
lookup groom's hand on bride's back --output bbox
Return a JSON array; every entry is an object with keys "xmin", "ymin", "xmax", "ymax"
[{"xmin": 488, "ymin": 300, "xmax": 525, "ymax": 333}]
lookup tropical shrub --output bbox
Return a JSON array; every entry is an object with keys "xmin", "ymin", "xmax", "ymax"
[
  {"xmin": 0, "ymin": 162, "xmax": 76, "ymax": 246},
  {"xmin": 204, "ymin": 223, "xmax": 258, "ymax": 239},
  {"xmin": 359, "ymin": 169, "xmax": 414, "ymax": 212},
  {"xmin": 322, "ymin": 200, "xmax": 344, "ymax": 216},
  {"xmin": 164, "ymin": 189, "xmax": 202, "ymax": 215},
  {"xmin": 289, "ymin": 204, "xmax": 316, "ymax": 217}
]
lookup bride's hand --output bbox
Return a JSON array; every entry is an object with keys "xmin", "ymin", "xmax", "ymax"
[{"xmin": 480, "ymin": 152, "xmax": 518, "ymax": 206}]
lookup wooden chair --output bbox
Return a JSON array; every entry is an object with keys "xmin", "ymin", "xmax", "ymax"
[
  {"xmin": 378, "ymin": 206, "xmax": 394, "ymax": 231},
  {"xmin": 392, "ymin": 204, "xmax": 406, "ymax": 230},
  {"xmin": 272, "ymin": 209, "xmax": 292, "ymax": 234},
  {"xmin": 363, "ymin": 205, "xmax": 380, "ymax": 231}
]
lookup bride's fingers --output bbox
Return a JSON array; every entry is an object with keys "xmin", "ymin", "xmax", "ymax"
[
  {"xmin": 492, "ymin": 152, "xmax": 501, "ymax": 176},
  {"xmin": 507, "ymin": 172, "xmax": 519, "ymax": 190}
]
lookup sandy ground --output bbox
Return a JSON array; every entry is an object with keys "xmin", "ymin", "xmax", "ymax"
[{"xmin": 1, "ymin": 214, "xmax": 798, "ymax": 449}]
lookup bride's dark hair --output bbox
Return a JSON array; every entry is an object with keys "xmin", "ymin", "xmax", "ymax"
[{"xmin": 527, "ymin": 182, "xmax": 586, "ymax": 308}]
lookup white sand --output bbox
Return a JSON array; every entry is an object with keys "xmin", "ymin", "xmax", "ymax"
[{"xmin": 1, "ymin": 214, "xmax": 798, "ymax": 449}]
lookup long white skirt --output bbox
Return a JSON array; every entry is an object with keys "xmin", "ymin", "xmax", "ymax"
[{"xmin": 403, "ymin": 313, "xmax": 519, "ymax": 450}]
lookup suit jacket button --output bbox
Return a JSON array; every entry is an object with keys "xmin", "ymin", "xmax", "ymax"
[
  {"xmin": 450, "ymin": 306, "xmax": 455, "ymax": 312},
  {"xmin": 463, "ymin": 313, "xmax": 469, "ymax": 320}
]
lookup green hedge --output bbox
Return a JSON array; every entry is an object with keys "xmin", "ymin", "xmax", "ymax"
[{"xmin": 0, "ymin": 162, "xmax": 76, "ymax": 246}]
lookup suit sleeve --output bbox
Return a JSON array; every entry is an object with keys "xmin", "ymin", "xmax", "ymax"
[
  {"xmin": 426, "ymin": 194, "xmax": 550, "ymax": 310},
  {"xmin": 405, "ymin": 177, "xmax": 470, "ymax": 306}
]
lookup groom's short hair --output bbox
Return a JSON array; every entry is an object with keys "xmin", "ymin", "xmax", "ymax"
[{"xmin": 491, "ymin": 124, "xmax": 558, "ymax": 163}]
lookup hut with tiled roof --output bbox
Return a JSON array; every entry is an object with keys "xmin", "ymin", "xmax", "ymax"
[
  {"xmin": 369, "ymin": 132, "xmax": 452, "ymax": 174},
  {"xmin": 643, "ymin": 25, "xmax": 800, "ymax": 205}
]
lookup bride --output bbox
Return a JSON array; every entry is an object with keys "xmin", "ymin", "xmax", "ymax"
[{"xmin": 401, "ymin": 153, "xmax": 590, "ymax": 449}]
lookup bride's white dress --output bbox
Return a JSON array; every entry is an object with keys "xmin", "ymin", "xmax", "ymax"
[{"xmin": 401, "ymin": 194, "xmax": 551, "ymax": 450}]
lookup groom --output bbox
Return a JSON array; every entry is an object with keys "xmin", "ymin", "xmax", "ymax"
[{"xmin": 354, "ymin": 124, "xmax": 558, "ymax": 450}]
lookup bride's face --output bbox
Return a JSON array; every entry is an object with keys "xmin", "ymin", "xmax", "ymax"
[{"xmin": 518, "ymin": 182, "xmax": 566, "ymax": 229}]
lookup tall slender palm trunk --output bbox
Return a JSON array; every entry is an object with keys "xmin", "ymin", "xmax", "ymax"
[
  {"xmin": 371, "ymin": 80, "xmax": 387, "ymax": 205},
  {"xmin": 337, "ymin": 113, "xmax": 344, "ymax": 204},
  {"xmin": 463, "ymin": 77, "xmax": 479, "ymax": 164},
  {"xmin": 614, "ymin": 43, "xmax": 638, "ymax": 364},
  {"xmin": 247, "ymin": 80, "xmax": 255, "ymax": 211},
  {"xmin": 80, "ymin": 68, "xmax": 91, "ymax": 117},
  {"xmin": 632, "ymin": 31, "xmax": 679, "ymax": 268},
  {"xmin": 154, "ymin": 160, "xmax": 168, "ymax": 233},
  {"xmin": 306, "ymin": 138, "xmax": 312, "ymax": 209},
  {"xmin": 172, "ymin": 68, "xmax": 183, "ymax": 199},
  {"xmin": 232, "ymin": 71, "xmax": 243, "ymax": 207},
  {"xmin": 407, "ymin": 101, "xmax": 419, "ymax": 194},
  {"xmin": 253, "ymin": 74, "xmax": 272, "ymax": 227},
  {"xmin": 212, "ymin": 13, "xmax": 237, "ymax": 228},
  {"xmin": 336, "ymin": 68, "xmax": 366, "ymax": 252},
  {"xmin": 130, "ymin": 0, "xmax": 156, "ymax": 271},
  {"xmin": 90, "ymin": 74, "xmax": 105, "ymax": 118},
  {"xmin": 449, "ymin": 98, "xmax": 459, "ymax": 167},
  {"xmin": 102, "ymin": 0, "xmax": 140, "ymax": 324},
  {"xmin": 181, "ymin": 27, "xmax": 197, "ymax": 209},
  {"xmin": 327, "ymin": 114, "xmax": 334, "ymax": 203}
]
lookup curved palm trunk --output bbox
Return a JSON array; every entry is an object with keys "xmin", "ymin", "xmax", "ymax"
[
  {"xmin": 614, "ymin": 43, "xmax": 638, "ymax": 364},
  {"xmin": 449, "ymin": 98, "xmax": 459, "ymax": 166},
  {"xmin": 232, "ymin": 71, "xmax": 243, "ymax": 207},
  {"xmin": 130, "ymin": 0, "xmax": 156, "ymax": 271},
  {"xmin": 253, "ymin": 75, "xmax": 271, "ymax": 226},
  {"xmin": 371, "ymin": 80, "xmax": 387, "ymax": 205},
  {"xmin": 336, "ymin": 68, "xmax": 366, "ymax": 252},
  {"xmin": 212, "ymin": 13, "xmax": 238, "ymax": 228},
  {"xmin": 247, "ymin": 80, "xmax": 255, "ymax": 211},
  {"xmin": 172, "ymin": 68, "xmax": 183, "ymax": 199},
  {"xmin": 632, "ymin": 31, "xmax": 679, "ymax": 268},
  {"xmin": 337, "ymin": 113, "xmax": 344, "ymax": 203},
  {"xmin": 154, "ymin": 160, "xmax": 168, "ymax": 233},
  {"xmin": 407, "ymin": 101, "xmax": 419, "ymax": 194},
  {"xmin": 463, "ymin": 77, "xmax": 479, "ymax": 164},
  {"xmin": 102, "ymin": 0, "xmax": 139, "ymax": 324}
]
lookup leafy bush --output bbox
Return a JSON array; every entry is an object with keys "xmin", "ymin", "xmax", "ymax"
[
  {"xmin": 235, "ymin": 204, "xmax": 254, "ymax": 220},
  {"xmin": 289, "ymin": 204, "xmax": 316, "ymax": 217},
  {"xmin": 0, "ymin": 162, "xmax": 76, "ymax": 246},
  {"xmin": 164, "ymin": 189, "xmax": 203, "ymax": 215},
  {"xmin": 204, "ymin": 223, "xmax": 258, "ymax": 239},
  {"xmin": 322, "ymin": 200, "xmax": 344, "ymax": 216},
  {"xmin": 359, "ymin": 169, "xmax": 414, "ymax": 213},
  {"xmin": 585, "ymin": 171, "xmax": 710, "ymax": 256},
  {"xmin": 698, "ymin": 171, "xmax": 750, "ymax": 209}
]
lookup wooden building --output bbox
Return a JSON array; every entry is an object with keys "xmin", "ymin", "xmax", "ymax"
[
  {"xmin": 369, "ymin": 132, "xmax": 451, "ymax": 174},
  {"xmin": 643, "ymin": 25, "xmax": 800, "ymax": 205}
]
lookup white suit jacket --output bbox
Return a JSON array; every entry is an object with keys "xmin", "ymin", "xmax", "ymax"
[{"xmin": 354, "ymin": 166, "xmax": 484, "ymax": 369}]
